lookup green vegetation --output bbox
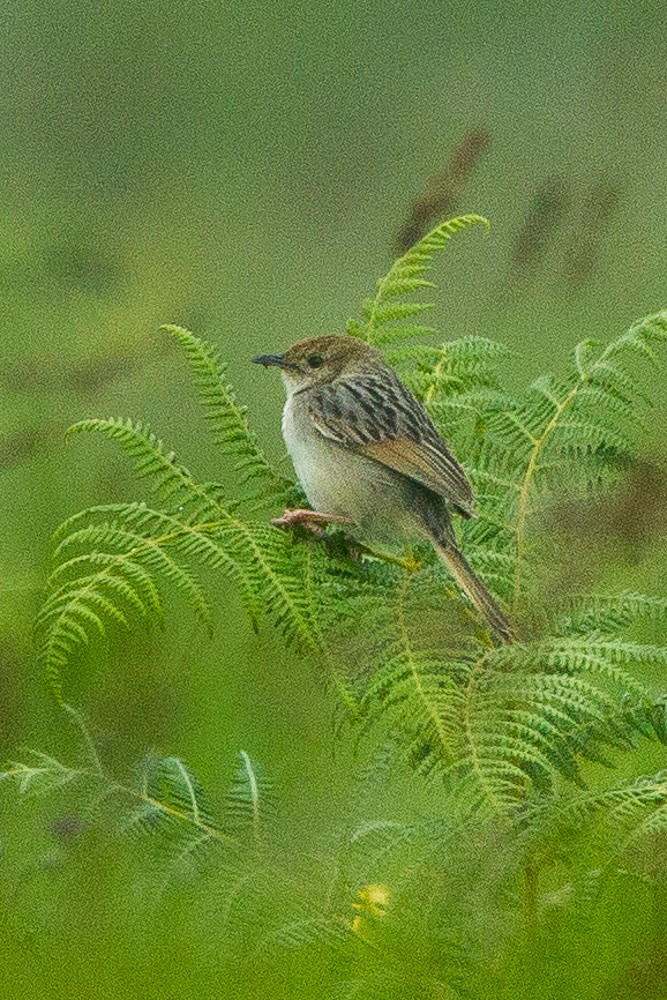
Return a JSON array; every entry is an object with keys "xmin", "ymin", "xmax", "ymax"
[{"xmin": 4, "ymin": 219, "xmax": 667, "ymax": 998}]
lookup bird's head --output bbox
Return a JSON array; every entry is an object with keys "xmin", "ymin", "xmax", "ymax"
[{"xmin": 252, "ymin": 335, "xmax": 383, "ymax": 392}]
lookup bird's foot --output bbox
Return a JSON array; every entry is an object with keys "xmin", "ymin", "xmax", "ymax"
[{"xmin": 271, "ymin": 508, "xmax": 353, "ymax": 539}]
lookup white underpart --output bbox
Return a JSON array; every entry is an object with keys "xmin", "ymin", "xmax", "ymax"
[{"xmin": 281, "ymin": 386, "xmax": 429, "ymax": 545}]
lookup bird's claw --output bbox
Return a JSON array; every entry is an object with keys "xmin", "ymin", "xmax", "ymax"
[{"xmin": 271, "ymin": 508, "xmax": 352, "ymax": 539}]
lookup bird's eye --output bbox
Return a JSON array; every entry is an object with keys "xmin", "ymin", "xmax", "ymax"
[{"xmin": 307, "ymin": 354, "xmax": 324, "ymax": 368}]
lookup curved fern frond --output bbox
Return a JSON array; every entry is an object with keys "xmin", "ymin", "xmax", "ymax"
[
  {"xmin": 556, "ymin": 592, "xmax": 667, "ymax": 637},
  {"xmin": 224, "ymin": 750, "xmax": 272, "ymax": 841},
  {"xmin": 348, "ymin": 215, "xmax": 489, "ymax": 347},
  {"xmin": 1, "ymin": 713, "xmax": 244, "ymax": 883},
  {"xmin": 506, "ymin": 311, "xmax": 667, "ymax": 603},
  {"xmin": 0, "ymin": 751, "xmax": 81, "ymax": 795},
  {"xmin": 117, "ymin": 751, "xmax": 238, "ymax": 877},
  {"xmin": 38, "ymin": 496, "xmax": 321, "ymax": 699},
  {"xmin": 359, "ymin": 581, "xmax": 665, "ymax": 813},
  {"xmin": 440, "ymin": 311, "xmax": 667, "ymax": 609},
  {"xmin": 161, "ymin": 324, "xmax": 286, "ymax": 492},
  {"xmin": 126, "ymin": 753, "xmax": 214, "ymax": 848},
  {"xmin": 67, "ymin": 418, "xmax": 196, "ymax": 501},
  {"xmin": 523, "ymin": 768, "xmax": 667, "ymax": 883}
]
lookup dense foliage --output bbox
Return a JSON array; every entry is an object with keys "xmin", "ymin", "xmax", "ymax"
[{"xmin": 4, "ymin": 219, "xmax": 667, "ymax": 998}]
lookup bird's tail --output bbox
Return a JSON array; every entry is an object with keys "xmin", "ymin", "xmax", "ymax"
[{"xmin": 432, "ymin": 541, "xmax": 515, "ymax": 644}]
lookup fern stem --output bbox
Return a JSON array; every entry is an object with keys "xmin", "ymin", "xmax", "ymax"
[
  {"xmin": 64, "ymin": 703, "xmax": 105, "ymax": 778},
  {"xmin": 124, "ymin": 789, "xmax": 234, "ymax": 844},
  {"xmin": 396, "ymin": 573, "xmax": 455, "ymax": 761},
  {"xmin": 512, "ymin": 336, "xmax": 623, "ymax": 608},
  {"xmin": 460, "ymin": 647, "xmax": 499, "ymax": 809},
  {"xmin": 120, "ymin": 763, "xmax": 237, "ymax": 846},
  {"xmin": 303, "ymin": 546, "xmax": 361, "ymax": 717},
  {"xmin": 238, "ymin": 750, "xmax": 261, "ymax": 844},
  {"xmin": 424, "ymin": 344, "xmax": 449, "ymax": 404}
]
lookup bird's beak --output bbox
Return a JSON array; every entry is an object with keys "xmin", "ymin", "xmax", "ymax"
[{"xmin": 252, "ymin": 353, "xmax": 289, "ymax": 368}]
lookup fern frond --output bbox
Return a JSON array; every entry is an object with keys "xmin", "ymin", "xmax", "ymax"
[
  {"xmin": 38, "ymin": 496, "xmax": 322, "ymax": 698},
  {"xmin": 125, "ymin": 752, "xmax": 218, "ymax": 870},
  {"xmin": 556, "ymin": 592, "xmax": 667, "ymax": 636},
  {"xmin": 67, "ymin": 417, "xmax": 196, "ymax": 501},
  {"xmin": 17, "ymin": 758, "xmax": 253, "ymax": 894},
  {"xmin": 108, "ymin": 749, "xmax": 239, "ymax": 881},
  {"xmin": 161, "ymin": 324, "xmax": 285, "ymax": 491},
  {"xmin": 36, "ymin": 575, "xmax": 140, "ymax": 703},
  {"xmin": 0, "ymin": 752, "xmax": 81, "ymax": 795},
  {"xmin": 523, "ymin": 769, "xmax": 667, "ymax": 872},
  {"xmin": 1, "ymin": 719, "xmax": 245, "ymax": 883},
  {"xmin": 349, "ymin": 215, "xmax": 489, "ymax": 347},
  {"xmin": 359, "ymin": 588, "xmax": 665, "ymax": 812},
  {"xmin": 389, "ymin": 336, "xmax": 508, "ymax": 406},
  {"xmin": 473, "ymin": 310, "xmax": 667, "ymax": 606},
  {"xmin": 223, "ymin": 750, "xmax": 272, "ymax": 841},
  {"xmin": 36, "ymin": 508, "xmax": 220, "ymax": 699}
]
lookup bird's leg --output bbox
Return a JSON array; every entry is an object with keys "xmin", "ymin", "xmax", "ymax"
[
  {"xmin": 271, "ymin": 508, "xmax": 354, "ymax": 538},
  {"xmin": 272, "ymin": 511, "xmax": 424, "ymax": 571}
]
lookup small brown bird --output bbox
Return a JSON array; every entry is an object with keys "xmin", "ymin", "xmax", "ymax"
[{"xmin": 253, "ymin": 335, "xmax": 514, "ymax": 643}]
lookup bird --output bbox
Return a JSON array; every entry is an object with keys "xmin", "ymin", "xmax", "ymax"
[{"xmin": 253, "ymin": 334, "xmax": 514, "ymax": 643}]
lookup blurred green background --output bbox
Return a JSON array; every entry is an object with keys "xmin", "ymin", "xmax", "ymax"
[{"xmin": 1, "ymin": 1, "xmax": 666, "ymax": 997}]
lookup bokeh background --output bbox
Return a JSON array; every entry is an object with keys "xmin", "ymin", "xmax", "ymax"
[{"xmin": 1, "ymin": 1, "xmax": 666, "ymax": 997}]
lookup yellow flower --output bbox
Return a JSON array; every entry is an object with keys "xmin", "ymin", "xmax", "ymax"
[{"xmin": 351, "ymin": 883, "xmax": 391, "ymax": 932}]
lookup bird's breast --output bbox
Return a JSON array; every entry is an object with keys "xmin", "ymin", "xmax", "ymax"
[
  {"xmin": 282, "ymin": 393, "xmax": 351, "ymax": 514},
  {"xmin": 281, "ymin": 392, "xmax": 433, "ymax": 545}
]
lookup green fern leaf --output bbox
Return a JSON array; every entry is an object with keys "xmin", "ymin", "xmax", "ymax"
[
  {"xmin": 223, "ymin": 750, "xmax": 272, "ymax": 841},
  {"xmin": 0, "ymin": 752, "xmax": 81, "ymax": 795},
  {"xmin": 350, "ymin": 215, "xmax": 489, "ymax": 346},
  {"xmin": 67, "ymin": 418, "xmax": 195, "ymax": 500},
  {"xmin": 556, "ymin": 592, "xmax": 667, "ymax": 636},
  {"xmin": 161, "ymin": 324, "xmax": 286, "ymax": 490}
]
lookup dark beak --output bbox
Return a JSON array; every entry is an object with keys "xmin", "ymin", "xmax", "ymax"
[{"xmin": 252, "ymin": 353, "xmax": 288, "ymax": 368}]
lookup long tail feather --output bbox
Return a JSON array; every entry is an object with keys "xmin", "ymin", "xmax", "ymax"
[{"xmin": 433, "ymin": 541, "xmax": 515, "ymax": 644}]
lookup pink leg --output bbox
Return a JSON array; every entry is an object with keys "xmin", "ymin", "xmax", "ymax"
[{"xmin": 271, "ymin": 508, "xmax": 353, "ymax": 534}]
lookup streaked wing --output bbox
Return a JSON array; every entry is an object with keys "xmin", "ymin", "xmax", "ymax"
[{"xmin": 307, "ymin": 372, "xmax": 475, "ymax": 517}]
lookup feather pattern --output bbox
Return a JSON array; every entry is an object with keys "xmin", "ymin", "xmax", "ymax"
[{"xmin": 307, "ymin": 371, "xmax": 475, "ymax": 518}]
